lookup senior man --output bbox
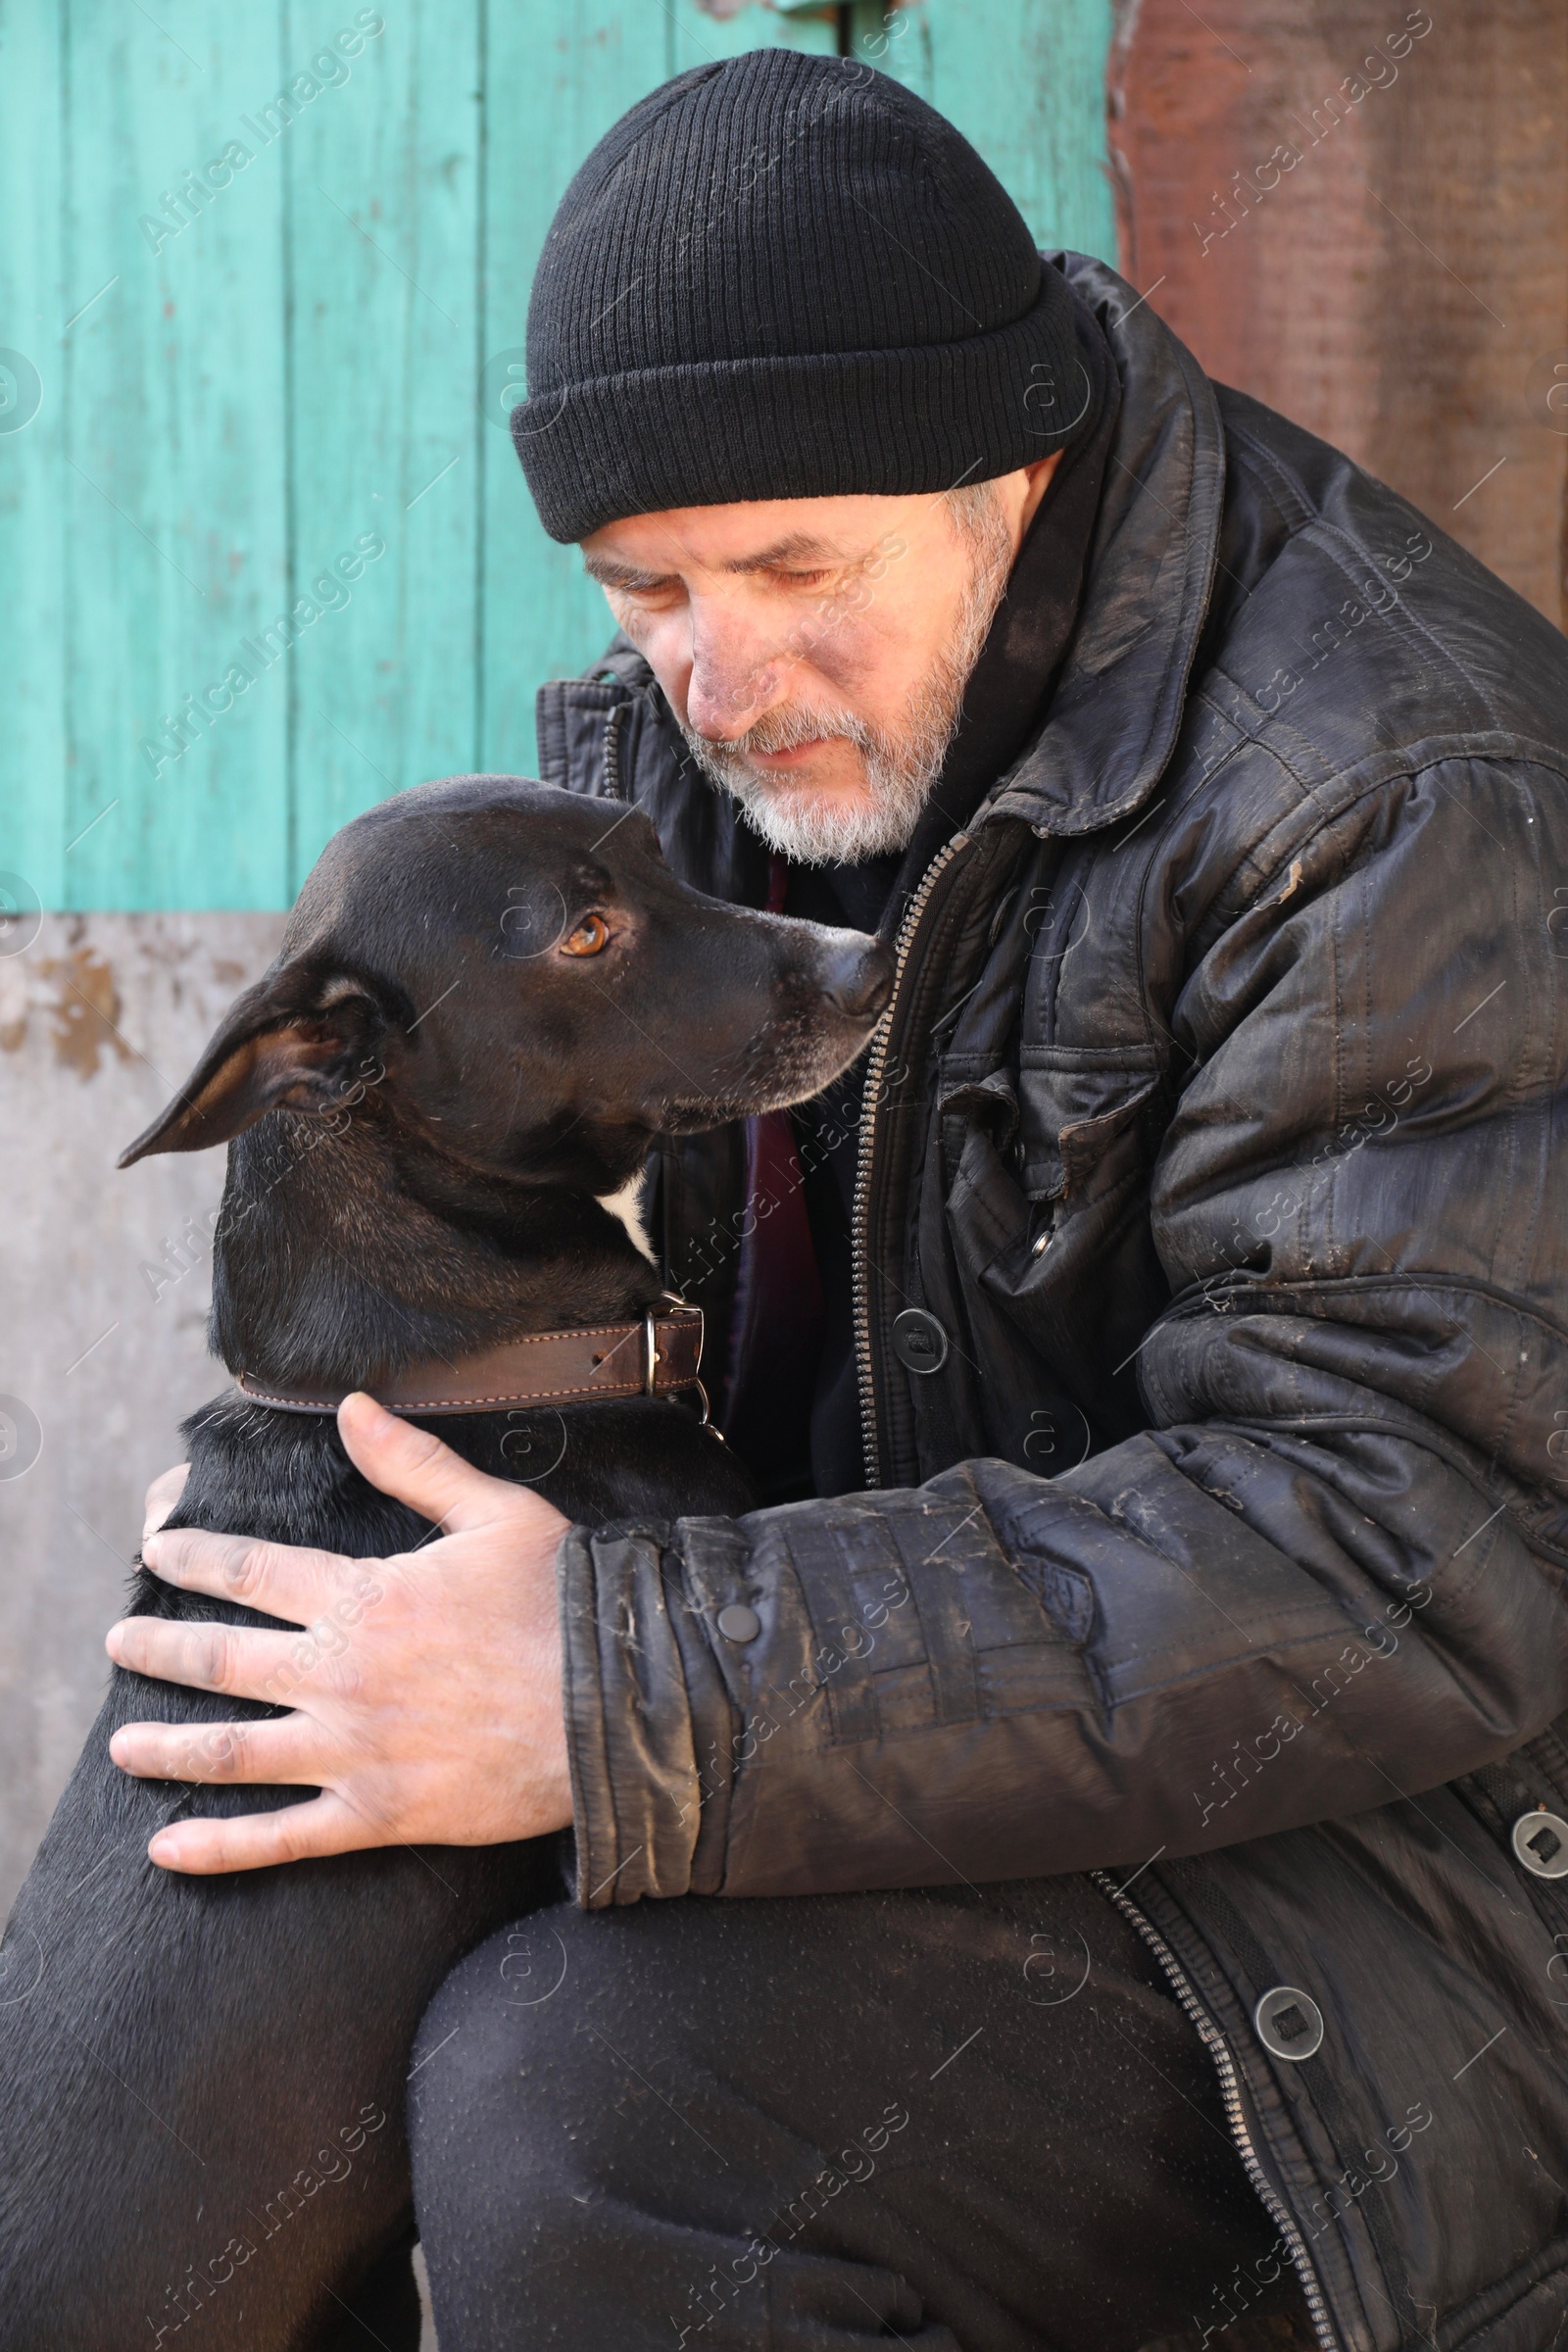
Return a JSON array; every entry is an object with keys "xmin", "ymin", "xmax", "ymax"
[{"xmin": 116, "ymin": 48, "xmax": 1568, "ymax": 2352}]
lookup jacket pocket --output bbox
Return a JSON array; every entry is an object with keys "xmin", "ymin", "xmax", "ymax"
[
  {"xmin": 930, "ymin": 1054, "xmax": 1171, "ymax": 1462},
  {"xmin": 1016, "ymin": 1045, "xmax": 1164, "ymax": 1207}
]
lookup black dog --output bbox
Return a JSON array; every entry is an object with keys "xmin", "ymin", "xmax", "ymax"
[{"xmin": 0, "ymin": 775, "xmax": 891, "ymax": 2351}]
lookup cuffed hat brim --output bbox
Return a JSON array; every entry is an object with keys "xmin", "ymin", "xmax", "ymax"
[{"xmin": 514, "ymin": 262, "xmax": 1087, "ymax": 542}]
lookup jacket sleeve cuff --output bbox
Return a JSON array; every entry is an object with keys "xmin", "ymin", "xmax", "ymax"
[{"xmin": 556, "ymin": 1521, "xmax": 738, "ymax": 1906}]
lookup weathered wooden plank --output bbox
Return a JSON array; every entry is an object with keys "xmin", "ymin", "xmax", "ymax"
[
  {"xmin": 284, "ymin": 0, "xmax": 483, "ymax": 891},
  {"xmin": 58, "ymin": 0, "xmax": 292, "ymax": 908},
  {"xmin": 1109, "ymin": 0, "xmax": 1568, "ymax": 626},
  {"xmin": 0, "ymin": 3, "xmax": 67, "ymax": 915},
  {"xmin": 672, "ymin": 0, "xmax": 837, "ymax": 72},
  {"xmin": 861, "ymin": 0, "xmax": 1117, "ymax": 264},
  {"xmin": 475, "ymin": 3, "xmax": 664, "ymax": 783},
  {"xmin": 4, "ymin": 0, "xmax": 1122, "ymax": 906}
]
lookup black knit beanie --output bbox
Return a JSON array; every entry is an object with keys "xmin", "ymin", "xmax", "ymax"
[{"xmin": 513, "ymin": 49, "xmax": 1085, "ymax": 543}]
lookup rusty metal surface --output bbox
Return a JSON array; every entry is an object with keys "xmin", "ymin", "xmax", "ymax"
[{"xmin": 1109, "ymin": 0, "xmax": 1568, "ymax": 625}]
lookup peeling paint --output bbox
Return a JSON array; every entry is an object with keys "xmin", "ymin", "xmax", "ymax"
[
  {"xmin": 38, "ymin": 949, "xmax": 134, "ymax": 1080},
  {"xmin": 0, "ymin": 942, "xmax": 138, "ymax": 1077},
  {"xmin": 1, "ymin": 909, "xmax": 288, "ymax": 1911}
]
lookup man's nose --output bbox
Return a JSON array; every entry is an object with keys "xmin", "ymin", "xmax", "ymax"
[{"xmin": 685, "ymin": 620, "xmax": 786, "ymax": 741}]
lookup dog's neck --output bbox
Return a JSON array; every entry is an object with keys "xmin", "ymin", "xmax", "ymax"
[{"xmin": 209, "ymin": 1106, "xmax": 663, "ymax": 1391}]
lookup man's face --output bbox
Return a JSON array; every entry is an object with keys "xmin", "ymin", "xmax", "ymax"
[{"xmin": 580, "ymin": 460, "xmax": 1057, "ymax": 865}]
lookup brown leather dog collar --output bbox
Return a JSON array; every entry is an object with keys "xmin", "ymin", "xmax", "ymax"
[{"xmin": 235, "ymin": 1300, "xmax": 705, "ymax": 1418}]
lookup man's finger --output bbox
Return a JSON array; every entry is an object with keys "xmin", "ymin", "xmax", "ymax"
[
  {"xmin": 106, "ymin": 1612, "xmax": 324, "ymax": 1707},
  {"xmin": 147, "ymin": 1792, "xmax": 371, "ymax": 1876},
  {"xmin": 142, "ymin": 1461, "xmax": 190, "ymax": 1544},
  {"xmin": 336, "ymin": 1391, "xmax": 534, "ymax": 1533},
  {"xmin": 140, "ymin": 1524, "xmax": 343, "ymax": 1624},
  {"xmin": 110, "ymin": 1712, "xmax": 318, "ymax": 1788}
]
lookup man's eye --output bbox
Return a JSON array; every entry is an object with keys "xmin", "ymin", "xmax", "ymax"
[{"xmin": 561, "ymin": 913, "xmax": 611, "ymax": 956}]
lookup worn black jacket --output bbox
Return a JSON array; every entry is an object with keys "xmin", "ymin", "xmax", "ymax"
[{"xmin": 540, "ymin": 256, "xmax": 1568, "ymax": 2350}]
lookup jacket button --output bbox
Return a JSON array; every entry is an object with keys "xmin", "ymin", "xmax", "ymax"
[
  {"xmin": 1512, "ymin": 1810, "xmax": 1568, "ymax": 1878},
  {"xmin": 715, "ymin": 1602, "xmax": 760, "ymax": 1644},
  {"xmin": 1253, "ymin": 1985, "xmax": 1325, "ymax": 2062},
  {"xmin": 892, "ymin": 1307, "xmax": 949, "ymax": 1375}
]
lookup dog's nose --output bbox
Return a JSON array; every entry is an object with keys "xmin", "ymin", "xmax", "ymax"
[{"xmin": 821, "ymin": 935, "xmax": 895, "ymax": 1021}]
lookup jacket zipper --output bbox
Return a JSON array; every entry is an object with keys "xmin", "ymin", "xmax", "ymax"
[
  {"xmin": 1092, "ymin": 1871, "xmax": 1341, "ymax": 2352},
  {"xmin": 602, "ymin": 703, "xmax": 626, "ymax": 801},
  {"xmin": 853, "ymin": 826, "xmax": 1334, "ymax": 2343},
  {"xmin": 851, "ymin": 834, "xmax": 968, "ymax": 1490}
]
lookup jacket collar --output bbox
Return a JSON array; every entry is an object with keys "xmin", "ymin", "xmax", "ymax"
[{"xmin": 986, "ymin": 252, "xmax": 1226, "ymax": 839}]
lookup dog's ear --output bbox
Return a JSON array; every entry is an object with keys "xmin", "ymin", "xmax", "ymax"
[{"xmin": 118, "ymin": 963, "xmax": 390, "ymax": 1167}]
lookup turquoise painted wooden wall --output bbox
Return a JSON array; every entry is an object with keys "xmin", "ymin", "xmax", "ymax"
[{"xmin": 0, "ymin": 0, "xmax": 1115, "ymax": 911}]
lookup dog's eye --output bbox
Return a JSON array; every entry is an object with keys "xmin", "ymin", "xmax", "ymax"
[{"xmin": 561, "ymin": 913, "xmax": 611, "ymax": 957}]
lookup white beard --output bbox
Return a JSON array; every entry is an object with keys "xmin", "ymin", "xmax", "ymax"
[{"xmin": 676, "ymin": 497, "xmax": 1016, "ymax": 867}]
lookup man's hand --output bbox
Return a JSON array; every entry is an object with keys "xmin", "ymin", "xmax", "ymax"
[{"xmin": 106, "ymin": 1394, "xmax": 573, "ymax": 1875}]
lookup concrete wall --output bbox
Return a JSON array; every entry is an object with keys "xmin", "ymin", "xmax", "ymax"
[{"xmin": 0, "ymin": 912, "xmax": 285, "ymax": 1910}]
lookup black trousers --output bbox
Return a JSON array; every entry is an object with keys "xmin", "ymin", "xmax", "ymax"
[{"xmin": 403, "ymin": 1874, "xmax": 1311, "ymax": 2351}]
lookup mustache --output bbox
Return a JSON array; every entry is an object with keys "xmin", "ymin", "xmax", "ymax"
[{"xmin": 689, "ymin": 701, "xmax": 881, "ymax": 762}]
